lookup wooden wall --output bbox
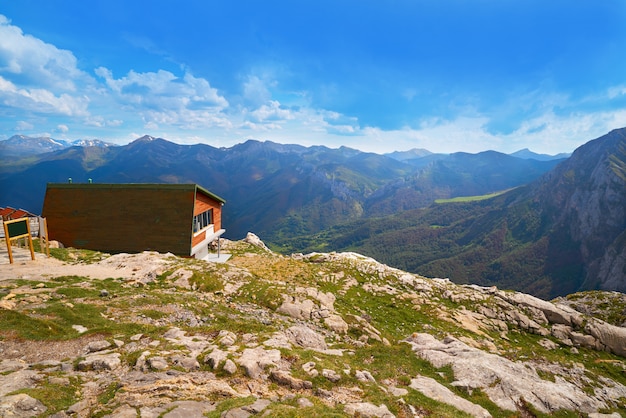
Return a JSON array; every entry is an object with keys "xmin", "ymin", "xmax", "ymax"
[{"xmin": 42, "ymin": 185, "xmax": 196, "ymax": 255}]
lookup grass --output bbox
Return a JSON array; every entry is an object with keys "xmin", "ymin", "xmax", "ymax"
[
  {"xmin": 435, "ymin": 190, "xmax": 510, "ymax": 204},
  {"xmin": 12, "ymin": 376, "xmax": 82, "ymax": 417}
]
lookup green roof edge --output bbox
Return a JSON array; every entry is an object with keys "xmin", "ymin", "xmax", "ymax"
[{"xmin": 46, "ymin": 183, "xmax": 226, "ymax": 204}]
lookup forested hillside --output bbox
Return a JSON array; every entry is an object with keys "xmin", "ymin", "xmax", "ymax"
[{"xmin": 285, "ymin": 128, "xmax": 626, "ymax": 299}]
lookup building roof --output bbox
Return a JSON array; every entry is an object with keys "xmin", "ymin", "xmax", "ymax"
[
  {"xmin": 46, "ymin": 183, "xmax": 226, "ymax": 203},
  {"xmin": 0, "ymin": 207, "xmax": 36, "ymax": 219}
]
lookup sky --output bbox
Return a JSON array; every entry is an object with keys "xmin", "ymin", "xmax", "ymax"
[{"xmin": 1, "ymin": 1, "xmax": 626, "ymax": 155}]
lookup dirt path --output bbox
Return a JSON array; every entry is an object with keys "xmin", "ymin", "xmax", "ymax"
[{"xmin": 0, "ymin": 246, "xmax": 174, "ymax": 283}]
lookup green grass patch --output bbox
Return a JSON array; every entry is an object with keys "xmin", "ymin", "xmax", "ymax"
[
  {"xmin": 435, "ymin": 190, "xmax": 509, "ymax": 204},
  {"xmin": 13, "ymin": 376, "xmax": 81, "ymax": 416},
  {"xmin": 189, "ymin": 270, "xmax": 223, "ymax": 292},
  {"xmin": 48, "ymin": 247, "xmax": 108, "ymax": 264}
]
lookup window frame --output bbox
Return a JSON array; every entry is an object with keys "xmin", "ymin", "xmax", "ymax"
[{"xmin": 193, "ymin": 208, "xmax": 214, "ymax": 234}]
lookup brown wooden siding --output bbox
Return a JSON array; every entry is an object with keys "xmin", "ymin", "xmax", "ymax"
[
  {"xmin": 42, "ymin": 185, "xmax": 196, "ymax": 255},
  {"xmin": 191, "ymin": 230, "xmax": 206, "ymax": 248}
]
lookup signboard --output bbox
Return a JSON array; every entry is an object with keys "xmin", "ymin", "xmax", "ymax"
[{"xmin": 3, "ymin": 217, "xmax": 35, "ymax": 264}]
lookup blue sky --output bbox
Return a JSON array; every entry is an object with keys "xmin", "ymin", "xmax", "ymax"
[{"xmin": 1, "ymin": 1, "xmax": 626, "ymax": 154}]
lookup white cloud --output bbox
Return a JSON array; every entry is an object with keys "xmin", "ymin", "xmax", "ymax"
[
  {"xmin": 56, "ymin": 124, "xmax": 69, "ymax": 133},
  {"xmin": 0, "ymin": 75, "xmax": 89, "ymax": 116},
  {"xmin": 248, "ymin": 100, "xmax": 295, "ymax": 123},
  {"xmin": 242, "ymin": 75, "xmax": 274, "ymax": 107},
  {"xmin": 15, "ymin": 120, "xmax": 34, "ymax": 130},
  {"xmin": 607, "ymin": 85, "xmax": 626, "ymax": 100},
  {"xmin": 0, "ymin": 15, "xmax": 88, "ymax": 91},
  {"xmin": 95, "ymin": 67, "xmax": 230, "ymax": 129}
]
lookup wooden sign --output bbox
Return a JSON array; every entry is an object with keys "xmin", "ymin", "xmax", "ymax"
[{"xmin": 3, "ymin": 217, "xmax": 35, "ymax": 264}]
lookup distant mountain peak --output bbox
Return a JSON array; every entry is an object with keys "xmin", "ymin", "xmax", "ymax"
[
  {"xmin": 510, "ymin": 148, "xmax": 570, "ymax": 161},
  {"xmin": 385, "ymin": 148, "xmax": 433, "ymax": 162}
]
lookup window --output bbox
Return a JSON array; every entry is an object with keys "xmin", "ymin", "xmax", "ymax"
[{"xmin": 193, "ymin": 209, "xmax": 213, "ymax": 232}]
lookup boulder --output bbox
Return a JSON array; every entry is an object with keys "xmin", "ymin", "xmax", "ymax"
[
  {"xmin": 146, "ymin": 356, "xmax": 168, "ymax": 371},
  {"xmin": 0, "ymin": 393, "xmax": 47, "ymax": 417},
  {"xmin": 270, "ymin": 370, "xmax": 312, "ymax": 390},
  {"xmin": 405, "ymin": 333, "xmax": 606, "ymax": 414},
  {"xmin": 204, "ymin": 348, "xmax": 228, "ymax": 370},
  {"xmin": 236, "ymin": 347, "xmax": 281, "ymax": 378},
  {"xmin": 409, "ymin": 376, "xmax": 492, "ymax": 418},
  {"xmin": 344, "ymin": 402, "xmax": 395, "ymax": 418},
  {"xmin": 585, "ymin": 319, "xmax": 626, "ymax": 357},
  {"xmin": 285, "ymin": 325, "xmax": 327, "ymax": 350},
  {"xmin": 217, "ymin": 330, "xmax": 237, "ymax": 346},
  {"xmin": 355, "ymin": 370, "xmax": 376, "ymax": 383},
  {"xmin": 223, "ymin": 359, "xmax": 238, "ymax": 374},
  {"xmin": 278, "ymin": 298, "xmax": 316, "ymax": 320},
  {"xmin": 501, "ymin": 292, "xmax": 582, "ymax": 326},
  {"xmin": 243, "ymin": 232, "xmax": 271, "ymax": 251},
  {"xmin": 322, "ymin": 369, "xmax": 341, "ymax": 382},
  {"xmin": 77, "ymin": 353, "xmax": 121, "ymax": 371},
  {"xmin": 324, "ymin": 314, "xmax": 349, "ymax": 334},
  {"xmin": 85, "ymin": 340, "xmax": 112, "ymax": 353}
]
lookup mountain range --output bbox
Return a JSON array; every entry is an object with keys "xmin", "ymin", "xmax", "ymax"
[
  {"xmin": 0, "ymin": 134, "xmax": 563, "ymax": 238},
  {"xmin": 3, "ymin": 130, "xmax": 623, "ymax": 298},
  {"xmin": 292, "ymin": 128, "xmax": 626, "ymax": 299},
  {"xmin": 0, "ymin": 134, "xmax": 114, "ymax": 158}
]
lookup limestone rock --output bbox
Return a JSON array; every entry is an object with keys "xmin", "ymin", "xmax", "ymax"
[
  {"xmin": 146, "ymin": 356, "xmax": 168, "ymax": 371},
  {"xmin": 242, "ymin": 398, "xmax": 271, "ymax": 414},
  {"xmin": 585, "ymin": 319, "xmax": 626, "ymax": 357},
  {"xmin": 172, "ymin": 355, "xmax": 200, "ymax": 371},
  {"xmin": 302, "ymin": 361, "xmax": 318, "ymax": 377},
  {"xmin": 161, "ymin": 401, "xmax": 216, "ymax": 417},
  {"xmin": 222, "ymin": 407, "xmax": 251, "ymax": 418},
  {"xmin": 77, "ymin": 353, "xmax": 121, "ymax": 371},
  {"xmin": 501, "ymin": 292, "xmax": 582, "ymax": 326},
  {"xmin": 218, "ymin": 330, "xmax": 237, "ymax": 347},
  {"xmin": 322, "ymin": 369, "xmax": 341, "ymax": 382},
  {"xmin": 236, "ymin": 347, "xmax": 281, "ymax": 378},
  {"xmin": 0, "ymin": 359, "xmax": 28, "ymax": 373},
  {"xmin": 108, "ymin": 405, "xmax": 138, "ymax": 417},
  {"xmin": 277, "ymin": 298, "xmax": 316, "ymax": 320},
  {"xmin": 243, "ymin": 232, "xmax": 271, "ymax": 251},
  {"xmin": 262, "ymin": 331, "xmax": 292, "ymax": 349},
  {"xmin": 285, "ymin": 325, "xmax": 328, "ymax": 350},
  {"xmin": 85, "ymin": 340, "xmax": 112, "ymax": 353},
  {"xmin": 270, "ymin": 370, "xmax": 313, "ymax": 389},
  {"xmin": 223, "ymin": 359, "xmax": 237, "ymax": 374},
  {"xmin": 405, "ymin": 333, "xmax": 607, "ymax": 414},
  {"xmin": 324, "ymin": 314, "xmax": 349, "ymax": 334},
  {"xmin": 344, "ymin": 402, "xmax": 395, "ymax": 418},
  {"xmin": 355, "ymin": 370, "xmax": 376, "ymax": 383},
  {"xmin": 410, "ymin": 375, "xmax": 492, "ymax": 418},
  {"xmin": 205, "ymin": 348, "xmax": 228, "ymax": 370},
  {"xmin": 0, "ymin": 393, "xmax": 47, "ymax": 417},
  {"xmin": 298, "ymin": 397, "xmax": 314, "ymax": 408}
]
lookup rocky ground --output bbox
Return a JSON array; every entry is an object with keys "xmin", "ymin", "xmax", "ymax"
[{"xmin": 0, "ymin": 234, "xmax": 625, "ymax": 417}]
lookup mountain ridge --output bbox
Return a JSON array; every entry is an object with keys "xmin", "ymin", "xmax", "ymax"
[
  {"xmin": 298, "ymin": 128, "xmax": 626, "ymax": 298},
  {"xmin": 0, "ymin": 136, "xmax": 562, "ymax": 241}
]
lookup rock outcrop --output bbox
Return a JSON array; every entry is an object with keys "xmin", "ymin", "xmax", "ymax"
[{"xmin": 1, "ymin": 241, "xmax": 625, "ymax": 417}]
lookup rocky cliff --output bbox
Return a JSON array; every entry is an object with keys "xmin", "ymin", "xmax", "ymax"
[
  {"xmin": 1, "ymin": 236, "xmax": 625, "ymax": 417},
  {"xmin": 531, "ymin": 127, "xmax": 626, "ymax": 291}
]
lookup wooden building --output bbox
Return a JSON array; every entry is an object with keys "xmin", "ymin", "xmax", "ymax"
[{"xmin": 42, "ymin": 183, "xmax": 226, "ymax": 260}]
